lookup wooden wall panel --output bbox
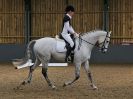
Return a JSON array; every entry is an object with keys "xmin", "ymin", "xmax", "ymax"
[
  {"xmin": 31, "ymin": 0, "xmax": 103, "ymax": 39},
  {"xmin": 31, "ymin": 0, "xmax": 65, "ymax": 39},
  {"xmin": 1, "ymin": 0, "xmax": 133, "ymax": 44},
  {"xmin": 109, "ymin": 0, "xmax": 133, "ymax": 44},
  {"xmin": 0, "ymin": 0, "xmax": 24, "ymax": 44}
]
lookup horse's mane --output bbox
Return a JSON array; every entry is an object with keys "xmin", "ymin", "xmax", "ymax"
[{"xmin": 80, "ymin": 30, "xmax": 105, "ymax": 36}]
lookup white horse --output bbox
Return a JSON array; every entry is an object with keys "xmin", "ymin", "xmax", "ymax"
[{"xmin": 13, "ymin": 30, "xmax": 111, "ymax": 90}]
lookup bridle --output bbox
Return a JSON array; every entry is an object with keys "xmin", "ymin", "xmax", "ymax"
[
  {"xmin": 78, "ymin": 32, "xmax": 111, "ymax": 51},
  {"xmin": 100, "ymin": 32, "xmax": 111, "ymax": 51}
]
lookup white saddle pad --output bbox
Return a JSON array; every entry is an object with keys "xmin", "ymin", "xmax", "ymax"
[{"xmin": 56, "ymin": 39, "xmax": 67, "ymax": 52}]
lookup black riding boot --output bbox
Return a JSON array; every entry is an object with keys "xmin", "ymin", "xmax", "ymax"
[{"xmin": 65, "ymin": 46, "xmax": 72, "ymax": 62}]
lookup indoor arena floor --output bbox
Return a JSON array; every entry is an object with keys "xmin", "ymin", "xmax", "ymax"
[{"xmin": 0, "ymin": 63, "xmax": 133, "ymax": 99}]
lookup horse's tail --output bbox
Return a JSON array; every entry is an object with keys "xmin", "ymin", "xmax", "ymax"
[
  {"xmin": 26, "ymin": 40, "xmax": 36, "ymax": 60},
  {"xmin": 12, "ymin": 40, "xmax": 36, "ymax": 67}
]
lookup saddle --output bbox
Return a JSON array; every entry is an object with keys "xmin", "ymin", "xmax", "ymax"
[{"xmin": 56, "ymin": 34, "xmax": 75, "ymax": 63}]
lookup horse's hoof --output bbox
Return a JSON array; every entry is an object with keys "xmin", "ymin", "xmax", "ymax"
[
  {"xmin": 13, "ymin": 86, "xmax": 23, "ymax": 90},
  {"xmin": 90, "ymin": 84, "xmax": 98, "ymax": 90},
  {"xmin": 51, "ymin": 85, "xmax": 57, "ymax": 90},
  {"xmin": 93, "ymin": 86, "xmax": 98, "ymax": 90},
  {"xmin": 63, "ymin": 83, "xmax": 67, "ymax": 87},
  {"xmin": 63, "ymin": 81, "xmax": 71, "ymax": 87},
  {"xmin": 21, "ymin": 81, "xmax": 26, "ymax": 85}
]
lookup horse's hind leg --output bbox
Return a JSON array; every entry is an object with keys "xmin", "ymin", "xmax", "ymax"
[
  {"xmin": 17, "ymin": 58, "xmax": 41, "ymax": 89},
  {"xmin": 41, "ymin": 62, "xmax": 56, "ymax": 89},
  {"xmin": 83, "ymin": 60, "xmax": 98, "ymax": 90},
  {"xmin": 25, "ymin": 58, "xmax": 41, "ymax": 83}
]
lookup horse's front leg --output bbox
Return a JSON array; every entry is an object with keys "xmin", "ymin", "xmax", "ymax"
[
  {"xmin": 63, "ymin": 63, "xmax": 81, "ymax": 87},
  {"xmin": 83, "ymin": 60, "xmax": 98, "ymax": 90}
]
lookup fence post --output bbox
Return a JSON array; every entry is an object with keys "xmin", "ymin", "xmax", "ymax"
[
  {"xmin": 103, "ymin": 0, "xmax": 109, "ymax": 31},
  {"xmin": 24, "ymin": 0, "xmax": 31, "ymax": 44}
]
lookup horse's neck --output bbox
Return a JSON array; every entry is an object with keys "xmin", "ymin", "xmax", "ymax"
[
  {"xmin": 96, "ymin": 31, "xmax": 106, "ymax": 36},
  {"xmin": 82, "ymin": 31, "xmax": 106, "ymax": 42},
  {"xmin": 81, "ymin": 33, "xmax": 98, "ymax": 45}
]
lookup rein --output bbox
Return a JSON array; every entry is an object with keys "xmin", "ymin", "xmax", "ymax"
[{"xmin": 78, "ymin": 35, "xmax": 98, "ymax": 50}]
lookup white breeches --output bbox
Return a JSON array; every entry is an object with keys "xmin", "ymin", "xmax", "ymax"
[{"xmin": 61, "ymin": 33, "xmax": 74, "ymax": 48}]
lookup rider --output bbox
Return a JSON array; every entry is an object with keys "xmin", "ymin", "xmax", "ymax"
[{"xmin": 60, "ymin": 5, "xmax": 79, "ymax": 62}]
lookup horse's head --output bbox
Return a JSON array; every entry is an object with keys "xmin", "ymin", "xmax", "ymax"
[{"xmin": 98, "ymin": 31, "xmax": 111, "ymax": 53}]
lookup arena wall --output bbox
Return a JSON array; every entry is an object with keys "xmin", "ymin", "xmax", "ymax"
[{"xmin": 0, "ymin": 0, "xmax": 133, "ymax": 63}]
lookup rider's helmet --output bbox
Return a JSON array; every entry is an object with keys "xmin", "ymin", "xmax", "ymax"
[{"xmin": 65, "ymin": 5, "xmax": 75, "ymax": 13}]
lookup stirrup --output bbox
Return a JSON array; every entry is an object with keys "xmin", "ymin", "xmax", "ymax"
[{"xmin": 65, "ymin": 56, "xmax": 71, "ymax": 63}]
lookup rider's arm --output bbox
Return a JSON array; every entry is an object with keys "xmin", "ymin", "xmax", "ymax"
[
  {"xmin": 64, "ymin": 21, "xmax": 79, "ymax": 37},
  {"xmin": 64, "ymin": 21, "xmax": 75, "ymax": 34}
]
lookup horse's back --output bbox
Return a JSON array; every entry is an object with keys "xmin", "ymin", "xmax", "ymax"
[
  {"xmin": 34, "ymin": 37, "xmax": 56, "ymax": 53},
  {"xmin": 36, "ymin": 37, "xmax": 55, "ymax": 44}
]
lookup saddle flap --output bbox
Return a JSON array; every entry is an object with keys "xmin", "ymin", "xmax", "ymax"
[{"xmin": 56, "ymin": 39, "xmax": 67, "ymax": 52}]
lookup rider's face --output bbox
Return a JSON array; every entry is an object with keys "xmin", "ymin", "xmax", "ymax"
[
  {"xmin": 71, "ymin": 11, "xmax": 75, "ymax": 17},
  {"xmin": 68, "ymin": 11, "xmax": 75, "ymax": 17}
]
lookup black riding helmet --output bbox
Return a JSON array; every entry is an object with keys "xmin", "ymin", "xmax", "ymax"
[{"xmin": 65, "ymin": 5, "xmax": 75, "ymax": 13}]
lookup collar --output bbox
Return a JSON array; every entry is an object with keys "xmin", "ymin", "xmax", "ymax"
[{"xmin": 66, "ymin": 14, "xmax": 72, "ymax": 19}]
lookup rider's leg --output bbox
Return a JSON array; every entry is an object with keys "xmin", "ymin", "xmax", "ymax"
[
  {"xmin": 65, "ymin": 45, "xmax": 72, "ymax": 62},
  {"xmin": 61, "ymin": 34, "xmax": 74, "ymax": 62},
  {"xmin": 61, "ymin": 34, "xmax": 74, "ymax": 48}
]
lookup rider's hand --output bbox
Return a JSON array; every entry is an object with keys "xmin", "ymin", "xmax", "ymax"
[{"xmin": 74, "ymin": 32, "xmax": 79, "ymax": 37}]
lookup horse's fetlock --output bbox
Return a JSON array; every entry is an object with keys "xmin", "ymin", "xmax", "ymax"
[
  {"xmin": 42, "ymin": 71, "xmax": 47, "ymax": 77},
  {"xmin": 27, "ymin": 80, "xmax": 31, "ymax": 83},
  {"xmin": 76, "ymin": 75, "xmax": 80, "ymax": 80},
  {"xmin": 21, "ymin": 81, "xmax": 26, "ymax": 85},
  {"xmin": 48, "ymin": 83, "xmax": 53, "ymax": 87},
  {"xmin": 31, "ymin": 68, "xmax": 34, "ymax": 72}
]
